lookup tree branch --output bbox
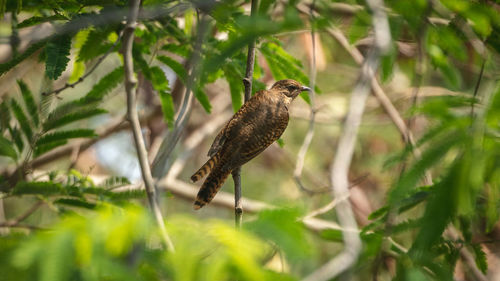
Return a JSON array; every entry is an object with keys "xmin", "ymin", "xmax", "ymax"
[
  {"xmin": 232, "ymin": 0, "xmax": 259, "ymax": 228},
  {"xmin": 302, "ymin": 0, "xmax": 391, "ymax": 280},
  {"xmin": 122, "ymin": 0, "xmax": 174, "ymax": 251},
  {"xmin": 1, "ymin": 200, "xmax": 44, "ymax": 227},
  {"xmin": 294, "ymin": 3, "xmax": 318, "ymax": 195}
]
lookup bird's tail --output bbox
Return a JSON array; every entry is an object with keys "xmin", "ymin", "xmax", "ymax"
[
  {"xmin": 193, "ymin": 166, "xmax": 231, "ymax": 210},
  {"xmin": 190, "ymin": 154, "xmax": 220, "ymax": 183}
]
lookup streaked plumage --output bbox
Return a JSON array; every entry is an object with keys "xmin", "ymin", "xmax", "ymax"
[{"xmin": 191, "ymin": 79, "xmax": 310, "ymax": 209}]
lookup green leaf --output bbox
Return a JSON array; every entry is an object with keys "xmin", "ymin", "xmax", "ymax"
[
  {"xmin": 0, "ymin": 135, "xmax": 17, "ymax": 160},
  {"xmin": 319, "ymin": 229, "xmax": 343, "ymax": 242},
  {"xmin": 158, "ymin": 90, "xmax": 175, "ymax": 127},
  {"xmin": 9, "ymin": 126, "xmax": 24, "ymax": 152},
  {"xmin": 37, "ymin": 129, "xmax": 96, "ymax": 146},
  {"xmin": 388, "ymin": 132, "xmax": 461, "ymax": 204},
  {"xmin": 17, "ymin": 80, "xmax": 39, "ymax": 126},
  {"xmin": 45, "ymin": 34, "xmax": 72, "ymax": 80},
  {"xmin": 10, "ymin": 99, "xmax": 33, "ymax": 140},
  {"xmin": 0, "ymin": 40, "xmax": 46, "ymax": 76},
  {"xmin": 40, "ymin": 231, "xmax": 74, "ymax": 281},
  {"xmin": 80, "ymin": 66, "xmax": 123, "ymax": 104},
  {"xmin": 101, "ymin": 176, "xmax": 130, "ymax": 189},
  {"xmin": 223, "ymin": 63, "xmax": 243, "ymax": 112},
  {"xmin": 13, "ymin": 181, "xmax": 63, "ymax": 196},
  {"xmin": 472, "ymin": 244, "xmax": 488, "ymax": 274},
  {"xmin": 43, "ymin": 108, "xmax": 107, "ymax": 131},
  {"xmin": 0, "ymin": 100, "xmax": 11, "ymax": 131},
  {"xmin": 245, "ymin": 208, "xmax": 312, "ymax": 265},
  {"xmin": 34, "ymin": 140, "xmax": 67, "ymax": 157},
  {"xmin": 110, "ymin": 189, "xmax": 146, "ymax": 200},
  {"xmin": 194, "ymin": 86, "xmax": 212, "ymax": 113},
  {"xmin": 380, "ymin": 46, "xmax": 397, "ymax": 82},
  {"xmin": 77, "ymin": 28, "xmax": 112, "ymax": 62},
  {"xmin": 18, "ymin": 15, "xmax": 67, "ymax": 28},
  {"xmin": 161, "ymin": 44, "xmax": 189, "ymax": 57},
  {"xmin": 149, "ymin": 66, "xmax": 170, "ymax": 92},
  {"xmin": 54, "ymin": 198, "xmax": 96, "ymax": 209},
  {"xmin": 157, "ymin": 55, "xmax": 187, "ymax": 82}
]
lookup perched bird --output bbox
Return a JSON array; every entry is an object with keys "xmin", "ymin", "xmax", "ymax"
[{"xmin": 191, "ymin": 79, "xmax": 311, "ymax": 209}]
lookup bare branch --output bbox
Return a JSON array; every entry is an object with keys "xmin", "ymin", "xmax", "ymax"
[
  {"xmin": 303, "ymin": 0, "xmax": 390, "ymax": 280},
  {"xmin": 122, "ymin": 0, "xmax": 174, "ymax": 251},
  {"xmin": 1, "ymin": 200, "xmax": 44, "ymax": 227},
  {"xmin": 232, "ymin": 0, "xmax": 259, "ymax": 228},
  {"xmin": 294, "ymin": 4, "xmax": 319, "ymax": 195}
]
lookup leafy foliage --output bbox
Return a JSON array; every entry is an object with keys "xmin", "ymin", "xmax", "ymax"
[
  {"xmin": 45, "ymin": 35, "xmax": 72, "ymax": 80},
  {"xmin": 0, "ymin": 0, "xmax": 499, "ymax": 280},
  {"xmin": 0, "ymin": 40, "xmax": 46, "ymax": 76}
]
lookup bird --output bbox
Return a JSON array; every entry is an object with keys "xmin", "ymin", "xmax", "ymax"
[{"xmin": 190, "ymin": 79, "xmax": 311, "ymax": 210}]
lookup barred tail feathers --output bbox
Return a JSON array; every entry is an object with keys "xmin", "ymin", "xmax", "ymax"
[
  {"xmin": 190, "ymin": 154, "xmax": 219, "ymax": 183},
  {"xmin": 193, "ymin": 167, "xmax": 231, "ymax": 210}
]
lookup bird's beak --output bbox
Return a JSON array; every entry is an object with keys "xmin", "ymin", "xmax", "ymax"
[{"xmin": 301, "ymin": 86, "xmax": 311, "ymax": 92}]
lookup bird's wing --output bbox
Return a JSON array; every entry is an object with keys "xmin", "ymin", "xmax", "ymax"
[
  {"xmin": 235, "ymin": 111, "xmax": 289, "ymax": 166},
  {"xmin": 207, "ymin": 90, "xmax": 266, "ymax": 157}
]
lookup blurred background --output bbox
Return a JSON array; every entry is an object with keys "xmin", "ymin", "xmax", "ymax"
[{"xmin": 0, "ymin": 0, "xmax": 499, "ymax": 280}]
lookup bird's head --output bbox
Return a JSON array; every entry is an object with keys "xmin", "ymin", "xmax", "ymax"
[{"xmin": 271, "ymin": 79, "xmax": 311, "ymax": 100}]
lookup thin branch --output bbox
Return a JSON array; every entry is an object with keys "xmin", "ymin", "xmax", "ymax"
[
  {"xmin": 122, "ymin": 0, "xmax": 174, "ymax": 252},
  {"xmin": 303, "ymin": 192, "xmax": 350, "ymax": 219},
  {"xmin": 0, "ymin": 223, "xmax": 46, "ymax": 230},
  {"xmin": 470, "ymin": 58, "xmax": 486, "ymax": 121},
  {"xmin": 151, "ymin": 14, "xmax": 210, "ymax": 178},
  {"xmin": 1, "ymin": 200, "xmax": 44, "ymax": 227},
  {"xmin": 445, "ymin": 227, "xmax": 488, "ymax": 281},
  {"xmin": 232, "ymin": 0, "xmax": 259, "ymax": 229},
  {"xmin": 302, "ymin": 0, "xmax": 391, "ymax": 280},
  {"xmin": 294, "ymin": 2, "xmax": 318, "ymax": 195},
  {"xmin": 42, "ymin": 31, "xmax": 123, "ymax": 96}
]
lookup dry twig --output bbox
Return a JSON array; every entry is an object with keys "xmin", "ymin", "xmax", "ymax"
[{"xmin": 294, "ymin": 3, "xmax": 319, "ymax": 195}]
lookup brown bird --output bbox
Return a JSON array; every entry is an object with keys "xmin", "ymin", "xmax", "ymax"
[{"xmin": 191, "ymin": 79, "xmax": 311, "ymax": 209}]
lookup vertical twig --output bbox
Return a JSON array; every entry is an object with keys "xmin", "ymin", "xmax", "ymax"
[
  {"xmin": 233, "ymin": 0, "xmax": 259, "ymax": 228},
  {"xmin": 470, "ymin": 58, "xmax": 486, "ymax": 121},
  {"xmin": 294, "ymin": 1, "xmax": 317, "ymax": 194},
  {"xmin": 122, "ymin": 0, "xmax": 174, "ymax": 252},
  {"xmin": 302, "ymin": 0, "xmax": 391, "ymax": 280}
]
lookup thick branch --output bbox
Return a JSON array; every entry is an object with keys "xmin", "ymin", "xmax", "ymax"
[{"xmin": 122, "ymin": 0, "xmax": 174, "ymax": 251}]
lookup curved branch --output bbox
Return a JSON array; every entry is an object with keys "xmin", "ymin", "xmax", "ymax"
[{"xmin": 294, "ymin": 4, "xmax": 318, "ymax": 195}]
